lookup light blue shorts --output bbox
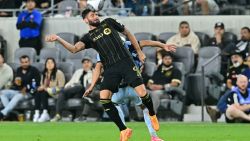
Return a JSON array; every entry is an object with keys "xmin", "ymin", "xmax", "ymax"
[{"xmin": 112, "ymin": 86, "xmax": 142, "ymax": 106}]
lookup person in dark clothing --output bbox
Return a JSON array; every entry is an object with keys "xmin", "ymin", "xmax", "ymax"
[
  {"xmin": 226, "ymin": 52, "xmax": 247, "ymax": 90},
  {"xmin": 45, "ymin": 7, "xmax": 161, "ymax": 141},
  {"xmin": 0, "ymin": 55, "xmax": 40, "ymax": 120},
  {"xmin": 16, "ymin": 0, "xmax": 43, "ymax": 54},
  {"xmin": 148, "ymin": 52, "xmax": 182, "ymax": 112},
  {"xmin": 0, "ymin": 0, "xmax": 15, "ymax": 17},
  {"xmin": 209, "ymin": 22, "xmax": 236, "ymax": 77}
]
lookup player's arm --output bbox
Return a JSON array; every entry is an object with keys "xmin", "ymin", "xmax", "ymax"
[
  {"xmin": 83, "ymin": 62, "xmax": 103, "ymax": 97},
  {"xmin": 123, "ymin": 28, "xmax": 146, "ymax": 63},
  {"xmin": 139, "ymin": 40, "xmax": 176, "ymax": 52},
  {"xmin": 45, "ymin": 34, "xmax": 85, "ymax": 53}
]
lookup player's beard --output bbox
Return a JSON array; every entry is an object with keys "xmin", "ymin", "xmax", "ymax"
[{"xmin": 89, "ymin": 19, "xmax": 100, "ymax": 27}]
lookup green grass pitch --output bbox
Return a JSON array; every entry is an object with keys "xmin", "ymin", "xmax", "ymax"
[{"xmin": 0, "ymin": 122, "xmax": 248, "ymax": 141}]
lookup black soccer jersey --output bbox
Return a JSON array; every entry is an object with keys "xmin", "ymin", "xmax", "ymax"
[{"xmin": 80, "ymin": 18, "xmax": 132, "ymax": 69}]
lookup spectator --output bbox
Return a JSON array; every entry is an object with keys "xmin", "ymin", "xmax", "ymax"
[
  {"xmin": 167, "ymin": 21, "xmax": 200, "ymax": 54},
  {"xmin": 50, "ymin": 57, "xmax": 93, "ymax": 122},
  {"xmin": 0, "ymin": 53, "xmax": 13, "ymax": 90},
  {"xmin": 0, "ymin": 0, "xmax": 15, "ymax": 17},
  {"xmin": 207, "ymin": 75, "xmax": 250, "ymax": 123},
  {"xmin": 155, "ymin": 0, "xmax": 178, "ymax": 15},
  {"xmin": 234, "ymin": 27, "xmax": 250, "ymax": 58},
  {"xmin": 33, "ymin": 58, "xmax": 65, "ymax": 122},
  {"xmin": 36, "ymin": 0, "xmax": 50, "ymax": 9},
  {"xmin": 148, "ymin": 52, "xmax": 182, "ymax": 112},
  {"xmin": 183, "ymin": 0, "xmax": 219, "ymax": 15},
  {"xmin": 0, "ymin": 55, "xmax": 40, "ymax": 120},
  {"xmin": 225, "ymin": 75, "xmax": 250, "ymax": 123},
  {"xmin": 16, "ymin": 0, "xmax": 43, "ymax": 55},
  {"xmin": 208, "ymin": 22, "xmax": 235, "ymax": 77},
  {"xmin": 242, "ymin": 56, "xmax": 250, "ymax": 88},
  {"xmin": 226, "ymin": 52, "xmax": 247, "ymax": 90}
]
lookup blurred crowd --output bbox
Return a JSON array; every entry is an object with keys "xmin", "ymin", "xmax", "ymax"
[{"xmin": 1, "ymin": 0, "xmax": 250, "ymax": 17}]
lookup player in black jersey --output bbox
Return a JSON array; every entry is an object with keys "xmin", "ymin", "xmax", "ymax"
[{"xmin": 46, "ymin": 8, "xmax": 161, "ymax": 141}]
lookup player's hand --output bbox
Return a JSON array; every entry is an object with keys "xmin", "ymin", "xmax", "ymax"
[
  {"xmin": 138, "ymin": 51, "xmax": 146, "ymax": 64},
  {"xmin": 83, "ymin": 87, "xmax": 93, "ymax": 98},
  {"xmin": 45, "ymin": 34, "xmax": 59, "ymax": 42},
  {"xmin": 164, "ymin": 44, "xmax": 176, "ymax": 52}
]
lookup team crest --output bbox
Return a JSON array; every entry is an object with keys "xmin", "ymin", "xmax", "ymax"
[{"xmin": 104, "ymin": 28, "xmax": 111, "ymax": 35}]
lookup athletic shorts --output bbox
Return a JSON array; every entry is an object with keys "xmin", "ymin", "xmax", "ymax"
[
  {"xmin": 112, "ymin": 86, "xmax": 142, "ymax": 106},
  {"xmin": 100, "ymin": 58, "xmax": 143, "ymax": 93}
]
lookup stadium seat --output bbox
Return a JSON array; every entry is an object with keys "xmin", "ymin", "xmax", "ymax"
[
  {"xmin": 173, "ymin": 62, "xmax": 186, "ymax": 88},
  {"xmin": 39, "ymin": 48, "xmax": 61, "ymax": 63},
  {"xmin": 134, "ymin": 32, "xmax": 157, "ymax": 41},
  {"xmin": 186, "ymin": 47, "xmax": 223, "ymax": 105},
  {"xmin": 57, "ymin": 0, "xmax": 78, "ymax": 15},
  {"xmin": 55, "ymin": 32, "xmax": 79, "ymax": 61},
  {"xmin": 172, "ymin": 47, "xmax": 195, "ymax": 74},
  {"xmin": 223, "ymin": 32, "xmax": 238, "ymax": 43},
  {"xmin": 66, "ymin": 51, "xmax": 85, "ymax": 70},
  {"xmin": 8, "ymin": 62, "xmax": 20, "ymax": 73},
  {"xmin": 158, "ymin": 32, "xmax": 176, "ymax": 43},
  {"xmin": 14, "ymin": 48, "xmax": 37, "ymax": 64},
  {"xmin": 142, "ymin": 47, "xmax": 157, "ymax": 63},
  {"xmin": 194, "ymin": 32, "xmax": 210, "ymax": 47},
  {"xmin": 32, "ymin": 62, "xmax": 45, "ymax": 73},
  {"xmin": 144, "ymin": 61, "xmax": 157, "ymax": 77},
  {"xmin": 58, "ymin": 62, "xmax": 75, "ymax": 82}
]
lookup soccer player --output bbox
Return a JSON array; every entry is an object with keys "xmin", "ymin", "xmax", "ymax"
[
  {"xmin": 45, "ymin": 8, "xmax": 168, "ymax": 141},
  {"xmin": 85, "ymin": 40, "xmax": 175, "ymax": 141}
]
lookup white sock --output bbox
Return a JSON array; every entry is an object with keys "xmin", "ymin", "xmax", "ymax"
[
  {"xmin": 35, "ymin": 110, "xmax": 40, "ymax": 115},
  {"xmin": 42, "ymin": 109, "xmax": 48, "ymax": 114}
]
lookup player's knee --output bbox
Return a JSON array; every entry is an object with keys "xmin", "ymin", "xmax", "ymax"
[{"xmin": 134, "ymin": 85, "xmax": 147, "ymax": 97}]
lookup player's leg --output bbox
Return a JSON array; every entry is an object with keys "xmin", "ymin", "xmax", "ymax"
[
  {"xmin": 101, "ymin": 71, "xmax": 132, "ymax": 141},
  {"xmin": 226, "ymin": 105, "xmax": 250, "ymax": 121},
  {"xmin": 122, "ymin": 59, "xmax": 159, "ymax": 131},
  {"xmin": 128, "ymin": 87, "xmax": 163, "ymax": 141},
  {"xmin": 112, "ymin": 88, "xmax": 127, "ymax": 125}
]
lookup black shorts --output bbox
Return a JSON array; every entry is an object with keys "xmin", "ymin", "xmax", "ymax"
[{"xmin": 100, "ymin": 58, "xmax": 143, "ymax": 93}]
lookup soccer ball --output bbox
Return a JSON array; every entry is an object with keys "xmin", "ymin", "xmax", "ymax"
[{"xmin": 87, "ymin": 0, "xmax": 105, "ymax": 11}]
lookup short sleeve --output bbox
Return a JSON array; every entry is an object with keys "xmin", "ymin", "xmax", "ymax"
[
  {"xmin": 80, "ymin": 34, "xmax": 94, "ymax": 49},
  {"xmin": 171, "ymin": 68, "xmax": 182, "ymax": 84},
  {"xmin": 105, "ymin": 18, "xmax": 125, "ymax": 33}
]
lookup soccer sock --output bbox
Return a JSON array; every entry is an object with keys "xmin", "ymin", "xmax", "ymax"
[
  {"xmin": 116, "ymin": 105, "xmax": 125, "ymax": 125},
  {"xmin": 100, "ymin": 99, "xmax": 127, "ymax": 131},
  {"xmin": 141, "ymin": 93, "xmax": 155, "ymax": 116},
  {"xmin": 143, "ymin": 108, "xmax": 157, "ymax": 137}
]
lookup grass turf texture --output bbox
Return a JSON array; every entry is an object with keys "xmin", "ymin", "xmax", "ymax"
[{"xmin": 0, "ymin": 122, "xmax": 248, "ymax": 141}]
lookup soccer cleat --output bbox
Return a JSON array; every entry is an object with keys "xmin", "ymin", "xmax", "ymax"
[
  {"xmin": 120, "ymin": 128, "xmax": 132, "ymax": 141},
  {"xmin": 149, "ymin": 115, "xmax": 160, "ymax": 131},
  {"xmin": 50, "ymin": 114, "xmax": 61, "ymax": 122},
  {"xmin": 151, "ymin": 136, "xmax": 164, "ymax": 141}
]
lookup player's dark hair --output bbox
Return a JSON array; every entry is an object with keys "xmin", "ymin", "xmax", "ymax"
[
  {"xmin": 19, "ymin": 55, "xmax": 30, "ymax": 61},
  {"xmin": 241, "ymin": 27, "xmax": 250, "ymax": 33},
  {"xmin": 179, "ymin": 21, "xmax": 189, "ymax": 27},
  {"xmin": 42, "ymin": 58, "xmax": 58, "ymax": 82},
  {"xmin": 81, "ymin": 8, "xmax": 95, "ymax": 19}
]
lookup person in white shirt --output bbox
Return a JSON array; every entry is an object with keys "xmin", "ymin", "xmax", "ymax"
[
  {"xmin": 50, "ymin": 57, "xmax": 93, "ymax": 122},
  {"xmin": 0, "ymin": 53, "xmax": 13, "ymax": 90},
  {"xmin": 183, "ymin": 0, "xmax": 219, "ymax": 15},
  {"xmin": 167, "ymin": 21, "xmax": 201, "ymax": 54}
]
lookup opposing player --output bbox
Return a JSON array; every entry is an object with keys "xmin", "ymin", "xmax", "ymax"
[
  {"xmin": 84, "ymin": 40, "xmax": 175, "ymax": 141},
  {"xmin": 45, "ymin": 8, "xmax": 166, "ymax": 141}
]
